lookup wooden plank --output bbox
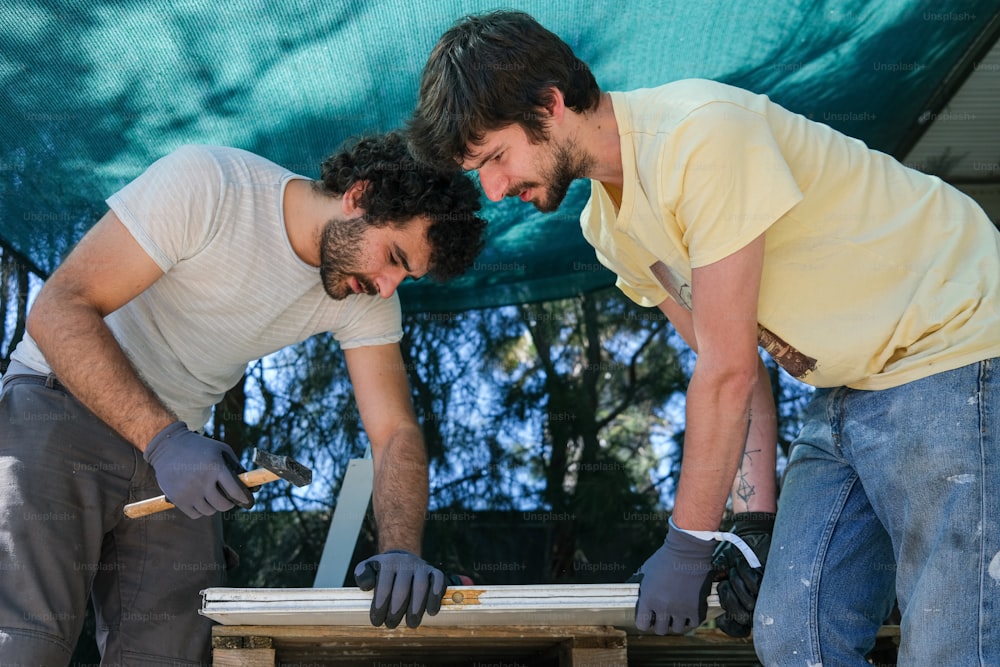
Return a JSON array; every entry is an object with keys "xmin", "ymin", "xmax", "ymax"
[
  {"xmin": 212, "ymin": 623, "xmax": 629, "ymax": 641},
  {"xmin": 561, "ymin": 646, "xmax": 629, "ymax": 667},
  {"xmin": 208, "ymin": 618, "xmax": 898, "ymax": 665},
  {"xmin": 557, "ymin": 631, "xmax": 629, "ymax": 667},
  {"xmin": 211, "ymin": 648, "xmax": 276, "ymax": 667},
  {"xmin": 212, "ymin": 624, "xmax": 628, "ymax": 666},
  {"xmin": 212, "ymin": 635, "xmax": 275, "ymax": 649}
]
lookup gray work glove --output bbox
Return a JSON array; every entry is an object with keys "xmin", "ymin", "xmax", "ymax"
[
  {"xmin": 143, "ymin": 421, "xmax": 254, "ymax": 519},
  {"xmin": 354, "ymin": 549, "xmax": 447, "ymax": 629},
  {"xmin": 633, "ymin": 525, "xmax": 715, "ymax": 635},
  {"xmin": 711, "ymin": 512, "xmax": 775, "ymax": 637}
]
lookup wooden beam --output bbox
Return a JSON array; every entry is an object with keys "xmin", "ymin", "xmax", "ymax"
[
  {"xmin": 211, "ymin": 648, "xmax": 275, "ymax": 667},
  {"xmin": 212, "ymin": 623, "xmax": 628, "ymax": 642},
  {"xmin": 212, "ymin": 635, "xmax": 276, "ymax": 667},
  {"xmin": 556, "ymin": 631, "xmax": 628, "ymax": 667},
  {"xmin": 212, "ymin": 624, "xmax": 628, "ymax": 666}
]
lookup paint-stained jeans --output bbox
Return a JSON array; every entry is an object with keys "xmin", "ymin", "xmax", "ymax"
[
  {"xmin": 0, "ymin": 374, "xmax": 224, "ymax": 666},
  {"xmin": 754, "ymin": 359, "xmax": 999, "ymax": 666}
]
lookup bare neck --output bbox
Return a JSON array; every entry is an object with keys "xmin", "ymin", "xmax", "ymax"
[
  {"xmin": 574, "ymin": 92, "xmax": 624, "ymax": 188},
  {"xmin": 283, "ymin": 179, "xmax": 339, "ymax": 267}
]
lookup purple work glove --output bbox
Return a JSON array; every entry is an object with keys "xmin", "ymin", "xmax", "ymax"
[
  {"xmin": 711, "ymin": 512, "xmax": 775, "ymax": 637},
  {"xmin": 143, "ymin": 421, "xmax": 254, "ymax": 519},
  {"xmin": 354, "ymin": 549, "xmax": 447, "ymax": 629},
  {"xmin": 633, "ymin": 524, "xmax": 715, "ymax": 635}
]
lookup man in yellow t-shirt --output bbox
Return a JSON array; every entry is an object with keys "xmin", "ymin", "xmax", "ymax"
[{"xmin": 409, "ymin": 11, "xmax": 1000, "ymax": 666}]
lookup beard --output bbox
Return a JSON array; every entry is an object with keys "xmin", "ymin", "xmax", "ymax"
[
  {"xmin": 318, "ymin": 217, "xmax": 378, "ymax": 300},
  {"xmin": 509, "ymin": 138, "xmax": 594, "ymax": 213}
]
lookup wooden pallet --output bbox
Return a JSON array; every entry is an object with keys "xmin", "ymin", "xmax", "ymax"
[
  {"xmin": 203, "ymin": 584, "xmax": 742, "ymax": 666},
  {"xmin": 212, "ymin": 623, "xmax": 636, "ymax": 667}
]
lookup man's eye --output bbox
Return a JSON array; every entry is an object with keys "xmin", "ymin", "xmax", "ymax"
[{"xmin": 493, "ymin": 152, "xmax": 503, "ymax": 162}]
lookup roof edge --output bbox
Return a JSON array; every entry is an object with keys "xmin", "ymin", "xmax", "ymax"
[{"xmin": 893, "ymin": 10, "xmax": 1000, "ymax": 159}]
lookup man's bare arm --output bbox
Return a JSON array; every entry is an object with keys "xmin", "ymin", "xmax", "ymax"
[
  {"xmin": 731, "ymin": 358, "xmax": 777, "ymax": 514},
  {"xmin": 659, "ymin": 293, "xmax": 777, "ymax": 519},
  {"xmin": 26, "ymin": 210, "xmax": 176, "ymax": 449},
  {"xmin": 656, "ymin": 234, "xmax": 773, "ymax": 530},
  {"xmin": 344, "ymin": 343, "xmax": 428, "ymax": 554}
]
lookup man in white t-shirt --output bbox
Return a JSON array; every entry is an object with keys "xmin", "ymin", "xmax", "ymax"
[
  {"xmin": 0, "ymin": 132, "xmax": 486, "ymax": 665},
  {"xmin": 408, "ymin": 11, "xmax": 1000, "ymax": 666}
]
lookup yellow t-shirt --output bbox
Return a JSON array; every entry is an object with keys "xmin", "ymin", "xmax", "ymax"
[{"xmin": 581, "ymin": 79, "xmax": 1000, "ymax": 390}]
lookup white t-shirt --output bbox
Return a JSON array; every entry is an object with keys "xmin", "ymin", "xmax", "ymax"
[
  {"xmin": 12, "ymin": 145, "xmax": 403, "ymax": 429},
  {"xmin": 582, "ymin": 80, "xmax": 1000, "ymax": 390}
]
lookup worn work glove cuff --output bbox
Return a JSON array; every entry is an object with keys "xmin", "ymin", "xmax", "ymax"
[
  {"xmin": 142, "ymin": 421, "xmax": 189, "ymax": 463},
  {"xmin": 670, "ymin": 516, "xmax": 761, "ymax": 568},
  {"xmin": 142, "ymin": 421, "xmax": 254, "ymax": 517},
  {"xmin": 728, "ymin": 512, "xmax": 776, "ymax": 534},
  {"xmin": 663, "ymin": 521, "xmax": 718, "ymax": 563}
]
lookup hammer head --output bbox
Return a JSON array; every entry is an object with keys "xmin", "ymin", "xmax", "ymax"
[{"xmin": 251, "ymin": 449, "xmax": 313, "ymax": 487}]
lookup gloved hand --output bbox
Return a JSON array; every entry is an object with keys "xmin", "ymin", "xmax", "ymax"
[
  {"xmin": 143, "ymin": 421, "xmax": 254, "ymax": 519},
  {"xmin": 711, "ymin": 512, "xmax": 776, "ymax": 637},
  {"xmin": 633, "ymin": 524, "xmax": 715, "ymax": 635},
  {"xmin": 355, "ymin": 550, "xmax": 447, "ymax": 629}
]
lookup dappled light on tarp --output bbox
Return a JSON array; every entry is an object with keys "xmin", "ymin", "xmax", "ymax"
[{"xmin": 1, "ymin": 0, "xmax": 997, "ymax": 312}]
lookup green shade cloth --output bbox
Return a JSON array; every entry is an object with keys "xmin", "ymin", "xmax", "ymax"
[{"xmin": 2, "ymin": 0, "xmax": 998, "ymax": 312}]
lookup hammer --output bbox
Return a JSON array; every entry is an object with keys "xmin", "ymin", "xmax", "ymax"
[{"xmin": 123, "ymin": 448, "xmax": 313, "ymax": 518}]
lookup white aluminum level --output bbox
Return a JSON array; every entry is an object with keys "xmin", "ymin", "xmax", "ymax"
[{"xmin": 201, "ymin": 583, "xmax": 721, "ymax": 628}]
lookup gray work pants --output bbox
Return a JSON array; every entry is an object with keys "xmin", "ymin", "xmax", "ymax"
[{"xmin": 0, "ymin": 374, "xmax": 224, "ymax": 666}]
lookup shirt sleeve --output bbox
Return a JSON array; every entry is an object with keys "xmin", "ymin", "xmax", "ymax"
[
  {"xmin": 106, "ymin": 145, "xmax": 224, "ymax": 273},
  {"xmin": 333, "ymin": 292, "xmax": 405, "ymax": 350},
  {"xmin": 665, "ymin": 102, "xmax": 803, "ymax": 268}
]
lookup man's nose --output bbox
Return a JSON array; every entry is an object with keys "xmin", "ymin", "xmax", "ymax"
[
  {"xmin": 478, "ymin": 167, "xmax": 506, "ymax": 202},
  {"xmin": 376, "ymin": 266, "xmax": 408, "ymax": 298}
]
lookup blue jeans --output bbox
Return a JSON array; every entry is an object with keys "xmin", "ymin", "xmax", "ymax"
[
  {"xmin": 0, "ymin": 374, "xmax": 225, "ymax": 666},
  {"xmin": 754, "ymin": 359, "xmax": 1000, "ymax": 666}
]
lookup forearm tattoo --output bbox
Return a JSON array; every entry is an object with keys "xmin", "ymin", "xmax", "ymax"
[
  {"xmin": 736, "ymin": 448, "xmax": 761, "ymax": 506},
  {"xmin": 736, "ymin": 411, "xmax": 758, "ymax": 506}
]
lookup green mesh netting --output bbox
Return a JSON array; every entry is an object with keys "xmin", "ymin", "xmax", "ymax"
[{"xmin": 2, "ymin": 0, "xmax": 998, "ymax": 312}]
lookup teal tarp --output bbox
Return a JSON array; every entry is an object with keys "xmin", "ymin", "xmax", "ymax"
[{"xmin": 2, "ymin": 0, "xmax": 998, "ymax": 312}]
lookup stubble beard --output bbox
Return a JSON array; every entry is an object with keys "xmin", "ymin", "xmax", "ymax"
[
  {"xmin": 531, "ymin": 138, "xmax": 595, "ymax": 213},
  {"xmin": 318, "ymin": 217, "xmax": 377, "ymax": 300}
]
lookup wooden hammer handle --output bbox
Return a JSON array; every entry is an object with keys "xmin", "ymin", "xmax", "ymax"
[{"xmin": 123, "ymin": 468, "xmax": 279, "ymax": 518}]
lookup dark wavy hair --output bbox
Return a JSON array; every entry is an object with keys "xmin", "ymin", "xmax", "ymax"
[
  {"xmin": 407, "ymin": 11, "xmax": 600, "ymax": 170},
  {"xmin": 319, "ymin": 132, "xmax": 486, "ymax": 281}
]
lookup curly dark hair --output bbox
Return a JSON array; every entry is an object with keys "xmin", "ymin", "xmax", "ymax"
[
  {"xmin": 319, "ymin": 132, "xmax": 486, "ymax": 281},
  {"xmin": 407, "ymin": 11, "xmax": 600, "ymax": 170}
]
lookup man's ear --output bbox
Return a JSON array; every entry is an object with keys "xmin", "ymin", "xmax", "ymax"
[
  {"xmin": 341, "ymin": 180, "xmax": 370, "ymax": 218},
  {"xmin": 541, "ymin": 85, "xmax": 567, "ymax": 124}
]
